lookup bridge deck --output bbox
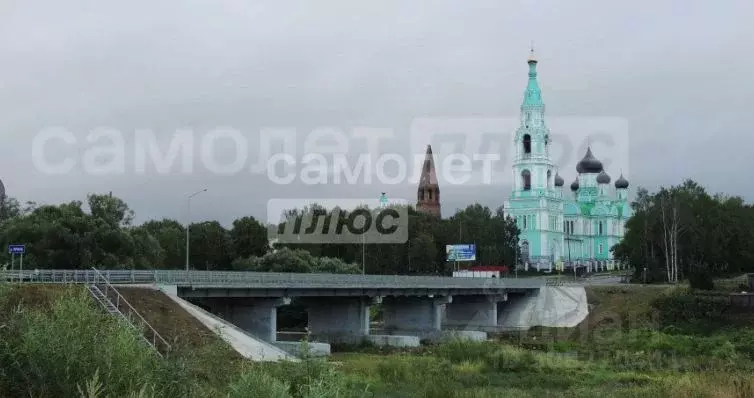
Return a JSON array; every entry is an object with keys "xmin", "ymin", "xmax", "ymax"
[{"xmin": 1, "ymin": 269, "xmax": 579, "ymax": 296}]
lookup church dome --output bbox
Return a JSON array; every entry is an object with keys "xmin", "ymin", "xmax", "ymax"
[
  {"xmin": 0, "ymin": 178, "xmax": 5, "ymax": 198},
  {"xmin": 554, "ymin": 172, "xmax": 564, "ymax": 187},
  {"xmin": 596, "ymin": 170, "xmax": 611, "ymax": 184},
  {"xmin": 615, "ymin": 173, "xmax": 629, "ymax": 189},
  {"xmin": 570, "ymin": 179, "xmax": 579, "ymax": 192},
  {"xmin": 575, "ymin": 147, "xmax": 603, "ymax": 174}
]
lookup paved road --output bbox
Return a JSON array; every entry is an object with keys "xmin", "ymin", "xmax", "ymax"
[{"xmin": 582, "ymin": 276, "xmax": 626, "ymax": 285}]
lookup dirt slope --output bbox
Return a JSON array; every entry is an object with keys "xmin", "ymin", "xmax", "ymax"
[{"xmin": 117, "ymin": 286, "xmax": 234, "ymax": 353}]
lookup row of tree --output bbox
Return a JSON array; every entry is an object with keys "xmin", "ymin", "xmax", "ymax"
[
  {"xmin": 612, "ymin": 179, "xmax": 754, "ymax": 283},
  {"xmin": 272, "ymin": 203, "xmax": 520, "ymax": 275},
  {"xmin": 2, "ymin": 178, "xmax": 750, "ymax": 282},
  {"xmin": 0, "ymin": 193, "xmax": 520, "ymax": 274}
]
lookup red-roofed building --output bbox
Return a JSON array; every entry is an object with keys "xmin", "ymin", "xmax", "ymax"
[{"xmin": 453, "ymin": 265, "xmax": 509, "ymax": 278}]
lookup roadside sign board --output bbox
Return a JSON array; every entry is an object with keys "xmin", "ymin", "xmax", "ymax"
[
  {"xmin": 8, "ymin": 244, "xmax": 25, "ymax": 255},
  {"xmin": 446, "ymin": 244, "xmax": 476, "ymax": 262}
]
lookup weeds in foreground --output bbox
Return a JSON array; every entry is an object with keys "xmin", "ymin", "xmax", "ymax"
[
  {"xmin": 5, "ymin": 283, "xmax": 754, "ymax": 397},
  {"xmin": 0, "ymin": 285, "xmax": 363, "ymax": 398}
]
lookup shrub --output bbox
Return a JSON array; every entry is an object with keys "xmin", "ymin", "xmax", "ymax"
[
  {"xmin": 651, "ymin": 291, "xmax": 730, "ymax": 325},
  {"xmin": 226, "ymin": 371, "xmax": 292, "ymax": 398},
  {"xmin": 688, "ymin": 265, "xmax": 714, "ymax": 290},
  {"xmin": 265, "ymin": 357, "xmax": 367, "ymax": 398}
]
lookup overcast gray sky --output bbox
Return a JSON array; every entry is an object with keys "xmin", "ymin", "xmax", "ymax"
[{"xmin": 1, "ymin": 0, "xmax": 753, "ymax": 226}]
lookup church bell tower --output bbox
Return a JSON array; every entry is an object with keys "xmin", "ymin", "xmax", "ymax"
[{"xmin": 416, "ymin": 145, "xmax": 441, "ymax": 218}]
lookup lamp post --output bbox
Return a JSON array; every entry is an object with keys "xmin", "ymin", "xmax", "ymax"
[
  {"xmin": 565, "ymin": 231, "xmax": 575, "ymax": 281},
  {"xmin": 186, "ymin": 188, "xmax": 207, "ymax": 273}
]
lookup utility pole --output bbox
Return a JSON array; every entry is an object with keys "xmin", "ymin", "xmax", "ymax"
[
  {"xmin": 566, "ymin": 233, "xmax": 574, "ymax": 281},
  {"xmin": 456, "ymin": 221, "xmax": 462, "ymax": 272},
  {"xmin": 361, "ymin": 233, "xmax": 365, "ymax": 275},
  {"xmin": 186, "ymin": 188, "xmax": 207, "ymax": 274}
]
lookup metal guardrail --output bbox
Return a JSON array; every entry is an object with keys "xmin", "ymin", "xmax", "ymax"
[
  {"xmin": 0, "ymin": 269, "xmax": 153, "ymax": 284},
  {"xmin": 0, "ymin": 269, "xmax": 587, "ymax": 289},
  {"xmin": 90, "ymin": 268, "xmax": 171, "ymax": 357}
]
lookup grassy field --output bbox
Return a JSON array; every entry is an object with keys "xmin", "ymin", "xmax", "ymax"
[
  {"xmin": 2, "ymin": 279, "xmax": 754, "ymax": 397},
  {"xmin": 330, "ymin": 280, "xmax": 754, "ymax": 397}
]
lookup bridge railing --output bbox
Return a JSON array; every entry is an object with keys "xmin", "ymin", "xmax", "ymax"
[
  {"xmin": 0, "ymin": 269, "xmax": 156, "ymax": 284},
  {"xmin": 0, "ymin": 269, "xmax": 586, "ymax": 289}
]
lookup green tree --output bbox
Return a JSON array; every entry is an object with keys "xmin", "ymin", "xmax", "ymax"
[
  {"xmin": 87, "ymin": 193, "xmax": 134, "ymax": 228},
  {"xmin": 613, "ymin": 179, "xmax": 754, "ymax": 283},
  {"xmin": 229, "ymin": 216, "xmax": 269, "ymax": 259},
  {"xmin": 187, "ymin": 221, "xmax": 231, "ymax": 270},
  {"xmin": 139, "ymin": 219, "xmax": 186, "ymax": 269}
]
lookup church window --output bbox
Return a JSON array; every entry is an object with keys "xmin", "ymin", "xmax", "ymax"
[
  {"xmin": 428, "ymin": 189, "xmax": 432, "ymax": 200},
  {"xmin": 521, "ymin": 170, "xmax": 531, "ymax": 191},
  {"xmin": 599, "ymin": 244, "xmax": 604, "ymax": 254},
  {"xmin": 598, "ymin": 221, "xmax": 604, "ymax": 236},
  {"xmin": 523, "ymin": 134, "xmax": 531, "ymax": 154},
  {"xmin": 547, "ymin": 170, "xmax": 552, "ymax": 189},
  {"xmin": 523, "ymin": 216, "xmax": 527, "ymax": 230}
]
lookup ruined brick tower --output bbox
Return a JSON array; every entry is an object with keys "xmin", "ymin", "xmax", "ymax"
[{"xmin": 416, "ymin": 145, "xmax": 441, "ymax": 218}]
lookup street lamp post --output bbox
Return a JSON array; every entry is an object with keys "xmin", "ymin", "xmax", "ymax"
[
  {"xmin": 565, "ymin": 231, "xmax": 575, "ymax": 281},
  {"xmin": 186, "ymin": 188, "xmax": 207, "ymax": 273}
]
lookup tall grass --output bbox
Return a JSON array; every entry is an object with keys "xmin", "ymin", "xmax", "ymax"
[
  {"xmin": 0, "ymin": 285, "xmax": 366, "ymax": 398},
  {"xmin": 0, "ymin": 286, "xmax": 190, "ymax": 397},
  {"xmin": 4, "ymin": 282, "xmax": 754, "ymax": 397}
]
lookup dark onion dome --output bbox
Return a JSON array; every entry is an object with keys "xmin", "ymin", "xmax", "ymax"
[
  {"xmin": 554, "ymin": 172, "xmax": 564, "ymax": 187},
  {"xmin": 575, "ymin": 147, "xmax": 604, "ymax": 174},
  {"xmin": 596, "ymin": 170, "xmax": 611, "ymax": 184},
  {"xmin": 570, "ymin": 179, "xmax": 579, "ymax": 192},
  {"xmin": 615, "ymin": 173, "xmax": 629, "ymax": 189}
]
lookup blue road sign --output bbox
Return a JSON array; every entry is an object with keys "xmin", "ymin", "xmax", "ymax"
[
  {"xmin": 446, "ymin": 244, "xmax": 476, "ymax": 262},
  {"xmin": 8, "ymin": 244, "xmax": 25, "ymax": 255}
]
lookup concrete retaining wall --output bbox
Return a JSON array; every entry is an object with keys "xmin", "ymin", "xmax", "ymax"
[{"xmin": 498, "ymin": 286, "xmax": 588, "ymax": 330}]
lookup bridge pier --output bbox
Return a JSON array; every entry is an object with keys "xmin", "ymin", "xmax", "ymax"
[
  {"xmin": 304, "ymin": 297, "xmax": 378, "ymax": 344},
  {"xmin": 382, "ymin": 296, "xmax": 451, "ymax": 340},
  {"xmin": 444, "ymin": 294, "xmax": 507, "ymax": 329},
  {"xmin": 214, "ymin": 297, "xmax": 291, "ymax": 342}
]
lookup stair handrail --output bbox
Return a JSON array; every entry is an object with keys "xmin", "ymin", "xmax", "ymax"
[{"xmin": 90, "ymin": 267, "xmax": 171, "ymax": 356}]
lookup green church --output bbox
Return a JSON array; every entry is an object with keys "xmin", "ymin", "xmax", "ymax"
[{"xmin": 503, "ymin": 50, "xmax": 632, "ymax": 273}]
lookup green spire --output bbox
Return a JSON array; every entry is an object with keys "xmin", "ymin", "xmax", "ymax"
[{"xmin": 522, "ymin": 48, "xmax": 544, "ymax": 108}]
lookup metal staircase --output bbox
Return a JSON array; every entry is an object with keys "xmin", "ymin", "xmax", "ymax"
[
  {"xmin": 87, "ymin": 268, "xmax": 171, "ymax": 358},
  {"xmin": 87, "ymin": 284, "xmax": 120, "ymax": 315}
]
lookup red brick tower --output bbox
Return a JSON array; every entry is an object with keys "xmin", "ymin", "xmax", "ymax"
[{"xmin": 416, "ymin": 145, "xmax": 441, "ymax": 218}]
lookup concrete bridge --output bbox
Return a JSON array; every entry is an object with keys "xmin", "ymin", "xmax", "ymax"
[{"xmin": 2, "ymin": 269, "xmax": 589, "ymax": 349}]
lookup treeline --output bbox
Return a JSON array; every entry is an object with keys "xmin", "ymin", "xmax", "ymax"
[
  {"xmin": 0, "ymin": 194, "xmax": 520, "ymax": 274},
  {"xmin": 274, "ymin": 203, "xmax": 519, "ymax": 275},
  {"xmin": 613, "ymin": 179, "xmax": 754, "ymax": 284}
]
